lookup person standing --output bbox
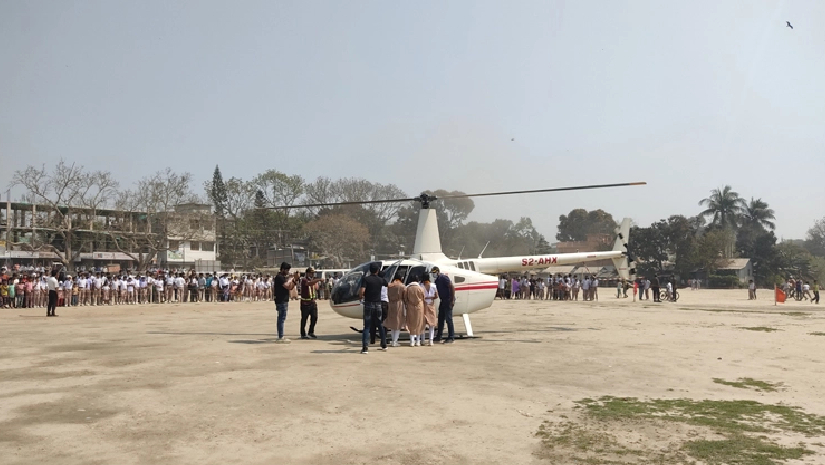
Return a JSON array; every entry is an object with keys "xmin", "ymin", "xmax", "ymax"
[
  {"xmin": 420, "ymin": 275, "xmax": 438, "ymax": 346},
  {"xmin": 651, "ymin": 275, "xmax": 660, "ymax": 302},
  {"xmin": 47, "ymin": 270, "xmax": 59, "ymax": 317},
  {"xmin": 358, "ymin": 262, "xmax": 388, "ymax": 354},
  {"xmin": 272, "ymin": 262, "xmax": 296, "ymax": 343},
  {"xmin": 591, "ymin": 276, "xmax": 599, "ymax": 301},
  {"xmin": 497, "ymin": 276, "xmax": 506, "ymax": 299},
  {"xmin": 299, "ymin": 267, "xmax": 324, "ymax": 340},
  {"xmin": 62, "ymin": 275, "xmax": 73, "ymax": 307},
  {"xmin": 433, "ymin": 266, "xmax": 456, "ymax": 344},
  {"xmin": 385, "ymin": 273, "xmax": 406, "ymax": 347},
  {"xmin": 403, "ymin": 273, "xmax": 426, "ymax": 348},
  {"xmin": 644, "ymin": 277, "xmax": 651, "ymax": 300},
  {"xmin": 198, "ymin": 273, "xmax": 206, "ymax": 302},
  {"xmin": 812, "ymin": 280, "xmax": 820, "ymax": 305},
  {"xmin": 370, "ymin": 273, "xmax": 389, "ymax": 346}
]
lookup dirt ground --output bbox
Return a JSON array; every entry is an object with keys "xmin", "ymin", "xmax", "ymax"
[{"xmin": 2, "ymin": 289, "xmax": 825, "ymax": 465}]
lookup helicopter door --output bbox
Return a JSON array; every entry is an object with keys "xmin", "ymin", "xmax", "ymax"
[
  {"xmin": 450, "ymin": 274, "xmax": 468, "ymax": 315},
  {"xmin": 381, "ymin": 260, "xmax": 404, "ymax": 283},
  {"xmin": 406, "ymin": 266, "xmax": 428, "ymax": 284}
]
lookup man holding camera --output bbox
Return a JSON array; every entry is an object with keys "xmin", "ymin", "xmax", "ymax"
[
  {"xmin": 273, "ymin": 262, "xmax": 296, "ymax": 343},
  {"xmin": 299, "ymin": 267, "xmax": 324, "ymax": 339}
]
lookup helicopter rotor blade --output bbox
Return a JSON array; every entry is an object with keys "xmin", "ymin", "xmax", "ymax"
[
  {"xmin": 437, "ymin": 182, "xmax": 647, "ymax": 200},
  {"xmin": 262, "ymin": 181, "xmax": 646, "ymax": 210},
  {"xmin": 262, "ymin": 197, "xmax": 419, "ymax": 210}
]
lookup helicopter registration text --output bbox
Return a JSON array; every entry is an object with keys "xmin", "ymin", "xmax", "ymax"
[{"xmin": 522, "ymin": 257, "xmax": 557, "ymax": 266}]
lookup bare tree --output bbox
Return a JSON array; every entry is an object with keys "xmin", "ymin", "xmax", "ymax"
[
  {"xmin": 304, "ymin": 214, "xmax": 370, "ymax": 267},
  {"xmin": 104, "ymin": 168, "xmax": 199, "ymax": 271},
  {"xmin": 9, "ymin": 160, "xmax": 118, "ymax": 268},
  {"xmin": 251, "ymin": 170, "xmax": 304, "ymax": 207}
]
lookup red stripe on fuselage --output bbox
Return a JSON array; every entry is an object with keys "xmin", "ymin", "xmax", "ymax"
[{"xmin": 455, "ymin": 284, "xmax": 499, "ymax": 291}]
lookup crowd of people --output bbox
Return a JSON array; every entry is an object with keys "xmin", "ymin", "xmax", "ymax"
[
  {"xmin": 0, "ymin": 268, "xmax": 342, "ymax": 311},
  {"xmin": 270, "ymin": 261, "xmax": 456, "ymax": 354},
  {"xmin": 495, "ymin": 274, "xmax": 679, "ymax": 302},
  {"xmin": 778, "ymin": 278, "xmax": 820, "ymax": 304}
]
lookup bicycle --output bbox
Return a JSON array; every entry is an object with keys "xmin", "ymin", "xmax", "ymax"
[{"xmin": 659, "ymin": 290, "xmax": 680, "ymax": 302}]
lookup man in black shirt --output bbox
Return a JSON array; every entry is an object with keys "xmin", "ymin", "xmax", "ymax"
[
  {"xmin": 651, "ymin": 275, "xmax": 660, "ymax": 302},
  {"xmin": 272, "ymin": 262, "xmax": 296, "ymax": 343},
  {"xmin": 358, "ymin": 262, "xmax": 387, "ymax": 354}
]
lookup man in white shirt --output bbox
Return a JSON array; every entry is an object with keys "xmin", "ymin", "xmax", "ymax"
[
  {"xmin": 165, "ymin": 274, "xmax": 175, "ymax": 303},
  {"xmin": 175, "ymin": 273, "xmax": 186, "ymax": 302},
  {"xmin": 93, "ymin": 273, "xmax": 103, "ymax": 306},
  {"xmin": 47, "ymin": 271, "xmax": 59, "ymax": 316},
  {"xmin": 591, "ymin": 277, "xmax": 599, "ymax": 301},
  {"xmin": 219, "ymin": 275, "xmax": 229, "ymax": 302},
  {"xmin": 155, "ymin": 275, "xmax": 165, "ymax": 304},
  {"xmin": 63, "ymin": 276, "xmax": 74, "ymax": 307},
  {"xmin": 581, "ymin": 276, "xmax": 591, "ymax": 301}
]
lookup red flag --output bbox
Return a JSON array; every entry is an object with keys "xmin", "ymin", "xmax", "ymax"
[{"xmin": 775, "ymin": 286, "xmax": 786, "ymax": 304}]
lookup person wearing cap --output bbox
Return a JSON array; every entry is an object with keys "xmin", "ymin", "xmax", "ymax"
[
  {"xmin": 433, "ymin": 267, "xmax": 456, "ymax": 344},
  {"xmin": 299, "ymin": 267, "xmax": 324, "ymax": 339},
  {"xmin": 273, "ymin": 262, "xmax": 296, "ymax": 343}
]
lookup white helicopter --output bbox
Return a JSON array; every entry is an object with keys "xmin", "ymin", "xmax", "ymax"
[{"xmin": 276, "ymin": 182, "xmax": 644, "ymax": 336}]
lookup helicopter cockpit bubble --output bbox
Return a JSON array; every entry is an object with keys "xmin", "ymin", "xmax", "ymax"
[{"xmin": 331, "ymin": 262, "xmax": 371, "ymax": 305}]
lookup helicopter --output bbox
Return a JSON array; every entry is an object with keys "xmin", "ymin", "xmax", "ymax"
[{"xmin": 268, "ymin": 182, "xmax": 644, "ymax": 336}]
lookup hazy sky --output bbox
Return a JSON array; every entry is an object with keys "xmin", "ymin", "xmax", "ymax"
[{"xmin": 2, "ymin": 0, "xmax": 823, "ymax": 247}]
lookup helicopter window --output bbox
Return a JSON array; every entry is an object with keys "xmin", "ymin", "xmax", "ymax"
[
  {"xmin": 454, "ymin": 276, "xmax": 466, "ymax": 283},
  {"xmin": 468, "ymin": 261, "xmax": 476, "ymax": 271},
  {"xmin": 457, "ymin": 262, "xmax": 465, "ymax": 270},
  {"xmin": 406, "ymin": 266, "xmax": 427, "ymax": 284},
  {"xmin": 331, "ymin": 262, "xmax": 370, "ymax": 305}
]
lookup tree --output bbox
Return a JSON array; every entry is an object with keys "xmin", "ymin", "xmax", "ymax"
[
  {"xmin": 804, "ymin": 217, "xmax": 825, "ymax": 257},
  {"xmin": 742, "ymin": 198, "xmax": 776, "ymax": 231},
  {"xmin": 690, "ymin": 230, "xmax": 728, "ymax": 275},
  {"xmin": 304, "ymin": 214, "xmax": 370, "ymax": 267},
  {"xmin": 698, "ymin": 185, "xmax": 746, "ymax": 230},
  {"xmin": 209, "ymin": 165, "xmax": 228, "ymax": 217},
  {"xmin": 10, "ymin": 160, "xmax": 119, "ymax": 268},
  {"xmin": 629, "ymin": 222, "xmax": 669, "ymax": 274},
  {"xmin": 107, "ymin": 168, "xmax": 198, "ymax": 271},
  {"xmin": 736, "ymin": 224, "xmax": 778, "ymax": 286},
  {"xmin": 251, "ymin": 170, "xmax": 304, "ymax": 207},
  {"xmin": 556, "ymin": 209, "xmax": 618, "ymax": 242},
  {"xmin": 774, "ymin": 242, "xmax": 814, "ymax": 280}
]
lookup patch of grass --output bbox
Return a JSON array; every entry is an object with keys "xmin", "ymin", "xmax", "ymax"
[
  {"xmin": 536, "ymin": 420, "xmax": 656, "ymax": 464},
  {"xmin": 778, "ymin": 311, "xmax": 810, "ymax": 317},
  {"xmin": 537, "ymin": 397, "xmax": 825, "ymax": 465},
  {"xmin": 579, "ymin": 396, "xmax": 825, "ymax": 435},
  {"xmin": 810, "ymin": 332, "xmax": 825, "ymax": 337},
  {"xmin": 684, "ymin": 434, "xmax": 811, "ymax": 465},
  {"xmin": 713, "ymin": 377, "xmax": 781, "ymax": 393},
  {"xmin": 741, "ymin": 327, "xmax": 780, "ymax": 332}
]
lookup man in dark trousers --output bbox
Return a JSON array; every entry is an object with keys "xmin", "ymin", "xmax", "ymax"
[
  {"xmin": 47, "ymin": 270, "xmax": 59, "ymax": 317},
  {"xmin": 299, "ymin": 267, "xmax": 324, "ymax": 339},
  {"xmin": 358, "ymin": 262, "xmax": 387, "ymax": 354},
  {"xmin": 272, "ymin": 262, "xmax": 296, "ymax": 343},
  {"xmin": 433, "ymin": 267, "xmax": 456, "ymax": 344},
  {"xmin": 651, "ymin": 275, "xmax": 661, "ymax": 302}
]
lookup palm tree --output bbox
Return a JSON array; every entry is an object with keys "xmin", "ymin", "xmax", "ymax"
[
  {"xmin": 742, "ymin": 197, "xmax": 776, "ymax": 231},
  {"xmin": 698, "ymin": 185, "xmax": 747, "ymax": 229}
]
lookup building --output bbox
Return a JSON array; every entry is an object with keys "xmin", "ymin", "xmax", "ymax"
[
  {"xmin": 1, "ymin": 200, "xmax": 219, "ymax": 272},
  {"xmin": 715, "ymin": 258, "xmax": 753, "ymax": 283},
  {"xmin": 156, "ymin": 203, "xmax": 219, "ymax": 271}
]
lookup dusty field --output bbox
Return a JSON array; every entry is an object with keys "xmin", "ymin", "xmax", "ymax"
[{"xmin": 2, "ymin": 290, "xmax": 825, "ymax": 465}]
